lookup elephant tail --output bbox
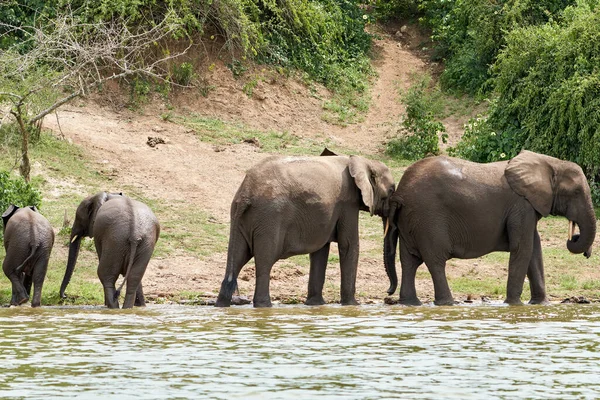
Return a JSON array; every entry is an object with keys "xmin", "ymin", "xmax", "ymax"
[
  {"xmin": 115, "ymin": 239, "xmax": 140, "ymax": 301},
  {"xmin": 15, "ymin": 244, "xmax": 38, "ymax": 275}
]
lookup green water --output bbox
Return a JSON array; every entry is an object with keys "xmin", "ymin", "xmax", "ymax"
[{"xmin": 1, "ymin": 304, "xmax": 600, "ymax": 399}]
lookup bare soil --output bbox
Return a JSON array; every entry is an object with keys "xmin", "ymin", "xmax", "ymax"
[{"xmin": 39, "ymin": 28, "xmax": 494, "ymax": 305}]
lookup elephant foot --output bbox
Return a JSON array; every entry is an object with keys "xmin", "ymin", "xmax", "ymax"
[
  {"xmin": 340, "ymin": 297, "xmax": 359, "ymax": 306},
  {"xmin": 399, "ymin": 297, "xmax": 422, "ymax": 306},
  {"xmin": 305, "ymin": 295, "xmax": 326, "ymax": 306},
  {"xmin": 504, "ymin": 297, "xmax": 525, "ymax": 306},
  {"xmin": 215, "ymin": 294, "xmax": 232, "ymax": 307},
  {"xmin": 434, "ymin": 297, "xmax": 456, "ymax": 306},
  {"xmin": 529, "ymin": 297, "xmax": 550, "ymax": 305},
  {"xmin": 12, "ymin": 295, "xmax": 29, "ymax": 306},
  {"xmin": 253, "ymin": 300, "xmax": 273, "ymax": 308}
]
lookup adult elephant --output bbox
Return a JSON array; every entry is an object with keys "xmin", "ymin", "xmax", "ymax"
[
  {"xmin": 384, "ymin": 150, "xmax": 596, "ymax": 306},
  {"xmin": 2, "ymin": 205, "xmax": 54, "ymax": 307},
  {"xmin": 215, "ymin": 153, "xmax": 396, "ymax": 307},
  {"xmin": 60, "ymin": 192, "xmax": 160, "ymax": 309}
]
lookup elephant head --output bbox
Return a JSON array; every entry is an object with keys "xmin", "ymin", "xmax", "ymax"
[
  {"xmin": 505, "ymin": 150, "xmax": 596, "ymax": 257},
  {"xmin": 59, "ymin": 191, "xmax": 122, "ymax": 298},
  {"xmin": 349, "ymin": 155, "xmax": 395, "ymax": 218},
  {"xmin": 348, "ymin": 155, "xmax": 397, "ymax": 294}
]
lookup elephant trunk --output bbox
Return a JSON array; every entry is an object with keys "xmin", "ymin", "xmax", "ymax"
[
  {"xmin": 60, "ymin": 236, "xmax": 81, "ymax": 298},
  {"xmin": 383, "ymin": 208, "xmax": 399, "ymax": 296},
  {"xmin": 566, "ymin": 207, "xmax": 596, "ymax": 258}
]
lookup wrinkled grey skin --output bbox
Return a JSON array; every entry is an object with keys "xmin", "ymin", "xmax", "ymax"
[
  {"xmin": 216, "ymin": 154, "xmax": 395, "ymax": 307},
  {"xmin": 2, "ymin": 205, "xmax": 54, "ymax": 307},
  {"xmin": 60, "ymin": 192, "xmax": 160, "ymax": 309},
  {"xmin": 384, "ymin": 150, "xmax": 596, "ymax": 306}
]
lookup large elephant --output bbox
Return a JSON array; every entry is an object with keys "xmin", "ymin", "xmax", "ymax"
[
  {"xmin": 2, "ymin": 205, "xmax": 54, "ymax": 307},
  {"xmin": 60, "ymin": 192, "xmax": 160, "ymax": 309},
  {"xmin": 215, "ymin": 153, "xmax": 396, "ymax": 307},
  {"xmin": 384, "ymin": 150, "xmax": 596, "ymax": 306}
]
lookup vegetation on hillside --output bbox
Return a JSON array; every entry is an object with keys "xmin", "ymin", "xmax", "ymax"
[{"xmin": 378, "ymin": 0, "xmax": 600, "ymax": 203}]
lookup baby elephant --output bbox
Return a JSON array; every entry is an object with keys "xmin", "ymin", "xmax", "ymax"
[
  {"xmin": 2, "ymin": 205, "xmax": 55, "ymax": 307},
  {"xmin": 60, "ymin": 192, "xmax": 160, "ymax": 309}
]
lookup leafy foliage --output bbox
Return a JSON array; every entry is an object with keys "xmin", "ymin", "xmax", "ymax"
[
  {"xmin": 419, "ymin": 0, "xmax": 575, "ymax": 94},
  {"xmin": 449, "ymin": 1, "xmax": 600, "ymax": 202},
  {"xmin": 386, "ymin": 74, "xmax": 447, "ymax": 160}
]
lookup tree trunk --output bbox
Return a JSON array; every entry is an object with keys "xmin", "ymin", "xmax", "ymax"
[{"xmin": 14, "ymin": 106, "xmax": 31, "ymax": 182}]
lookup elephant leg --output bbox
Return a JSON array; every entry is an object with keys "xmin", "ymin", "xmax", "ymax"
[
  {"xmin": 527, "ymin": 230, "xmax": 549, "ymax": 305},
  {"xmin": 505, "ymin": 216, "xmax": 536, "ymax": 305},
  {"xmin": 134, "ymin": 283, "xmax": 146, "ymax": 307},
  {"xmin": 23, "ymin": 273, "xmax": 33, "ymax": 299},
  {"xmin": 253, "ymin": 253, "xmax": 276, "ymax": 308},
  {"xmin": 122, "ymin": 249, "xmax": 152, "ymax": 309},
  {"xmin": 4, "ymin": 258, "xmax": 29, "ymax": 306},
  {"xmin": 30, "ymin": 257, "xmax": 49, "ymax": 308},
  {"xmin": 305, "ymin": 243, "xmax": 330, "ymax": 306},
  {"xmin": 98, "ymin": 254, "xmax": 120, "ymax": 309},
  {"xmin": 425, "ymin": 259, "xmax": 454, "ymax": 306},
  {"xmin": 399, "ymin": 241, "xmax": 423, "ymax": 306},
  {"xmin": 338, "ymin": 221, "xmax": 359, "ymax": 306},
  {"xmin": 8, "ymin": 275, "xmax": 29, "ymax": 305}
]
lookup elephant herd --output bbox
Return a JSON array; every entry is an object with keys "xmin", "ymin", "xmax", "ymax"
[{"xmin": 2, "ymin": 150, "xmax": 596, "ymax": 309}]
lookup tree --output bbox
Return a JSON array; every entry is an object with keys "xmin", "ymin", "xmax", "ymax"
[{"xmin": 0, "ymin": 8, "xmax": 191, "ymax": 181}]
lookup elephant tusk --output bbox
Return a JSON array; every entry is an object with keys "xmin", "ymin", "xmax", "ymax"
[
  {"xmin": 71, "ymin": 235, "xmax": 78, "ymax": 243},
  {"xmin": 384, "ymin": 219, "xmax": 390, "ymax": 237},
  {"xmin": 568, "ymin": 221, "xmax": 573, "ymax": 241}
]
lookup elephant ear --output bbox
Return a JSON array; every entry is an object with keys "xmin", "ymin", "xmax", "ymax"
[
  {"xmin": 505, "ymin": 150, "xmax": 556, "ymax": 216},
  {"xmin": 2, "ymin": 204, "xmax": 19, "ymax": 228},
  {"xmin": 349, "ymin": 155, "xmax": 375, "ymax": 215},
  {"xmin": 320, "ymin": 148, "xmax": 338, "ymax": 156}
]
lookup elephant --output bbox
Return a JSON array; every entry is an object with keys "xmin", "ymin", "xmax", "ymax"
[
  {"xmin": 2, "ymin": 205, "xmax": 54, "ymax": 307},
  {"xmin": 215, "ymin": 152, "xmax": 396, "ymax": 307},
  {"xmin": 384, "ymin": 150, "xmax": 596, "ymax": 306},
  {"xmin": 59, "ymin": 192, "xmax": 160, "ymax": 309}
]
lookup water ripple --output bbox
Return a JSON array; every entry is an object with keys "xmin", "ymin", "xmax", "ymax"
[{"xmin": 1, "ymin": 304, "xmax": 600, "ymax": 399}]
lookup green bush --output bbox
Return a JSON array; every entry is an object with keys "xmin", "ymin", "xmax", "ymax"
[
  {"xmin": 448, "ymin": 112, "xmax": 520, "ymax": 162},
  {"xmin": 386, "ymin": 74, "xmax": 447, "ymax": 160},
  {"xmin": 450, "ymin": 2, "xmax": 600, "ymax": 202},
  {"xmin": 419, "ymin": 0, "xmax": 575, "ymax": 94},
  {"xmin": 0, "ymin": 170, "xmax": 42, "ymax": 238}
]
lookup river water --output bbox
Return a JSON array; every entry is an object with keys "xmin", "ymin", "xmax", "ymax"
[{"xmin": 1, "ymin": 303, "xmax": 600, "ymax": 399}]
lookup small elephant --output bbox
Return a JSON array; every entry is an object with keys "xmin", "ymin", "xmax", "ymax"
[
  {"xmin": 60, "ymin": 192, "xmax": 160, "ymax": 309},
  {"xmin": 216, "ymin": 153, "xmax": 396, "ymax": 307},
  {"xmin": 384, "ymin": 150, "xmax": 596, "ymax": 306},
  {"xmin": 2, "ymin": 205, "xmax": 55, "ymax": 307}
]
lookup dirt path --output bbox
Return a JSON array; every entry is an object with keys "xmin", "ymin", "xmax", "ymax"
[{"xmin": 42, "ymin": 31, "xmax": 435, "ymax": 303}]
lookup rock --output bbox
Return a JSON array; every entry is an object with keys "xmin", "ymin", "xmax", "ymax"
[
  {"xmin": 400, "ymin": 25, "xmax": 408, "ymax": 33},
  {"xmin": 231, "ymin": 295, "xmax": 251, "ymax": 305},
  {"xmin": 147, "ymin": 136, "xmax": 166, "ymax": 147},
  {"xmin": 243, "ymin": 137, "xmax": 261, "ymax": 148},
  {"xmin": 561, "ymin": 296, "xmax": 591, "ymax": 304},
  {"xmin": 395, "ymin": 31, "xmax": 403, "ymax": 38},
  {"xmin": 152, "ymin": 125, "xmax": 165, "ymax": 133},
  {"xmin": 384, "ymin": 296, "xmax": 399, "ymax": 305}
]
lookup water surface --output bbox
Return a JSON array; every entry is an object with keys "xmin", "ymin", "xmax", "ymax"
[{"xmin": 1, "ymin": 304, "xmax": 600, "ymax": 399}]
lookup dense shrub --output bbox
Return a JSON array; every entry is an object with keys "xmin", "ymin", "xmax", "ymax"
[
  {"xmin": 450, "ymin": 2, "xmax": 600, "ymax": 200},
  {"xmin": 419, "ymin": 0, "xmax": 575, "ymax": 94},
  {"xmin": 386, "ymin": 74, "xmax": 447, "ymax": 160},
  {"xmin": 0, "ymin": 170, "xmax": 42, "ymax": 238}
]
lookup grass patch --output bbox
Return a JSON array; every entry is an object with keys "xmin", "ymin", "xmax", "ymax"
[{"xmin": 448, "ymin": 276, "xmax": 507, "ymax": 298}]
